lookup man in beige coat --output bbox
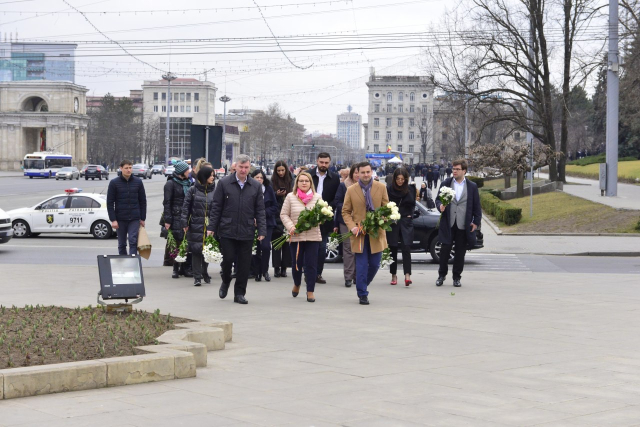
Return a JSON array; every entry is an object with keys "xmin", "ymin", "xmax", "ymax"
[{"xmin": 342, "ymin": 162, "xmax": 389, "ymax": 305}]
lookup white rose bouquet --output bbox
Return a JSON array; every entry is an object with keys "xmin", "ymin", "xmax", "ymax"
[
  {"xmin": 437, "ymin": 186, "xmax": 457, "ymax": 227},
  {"xmin": 334, "ymin": 201, "xmax": 401, "ymax": 243},
  {"xmin": 272, "ymin": 199, "xmax": 334, "ymax": 250},
  {"xmin": 379, "ymin": 247, "xmax": 392, "ymax": 269}
]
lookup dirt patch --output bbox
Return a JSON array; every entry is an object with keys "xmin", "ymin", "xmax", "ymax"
[{"xmin": 0, "ymin": 305, "xmax": 192, "ymax": 368}]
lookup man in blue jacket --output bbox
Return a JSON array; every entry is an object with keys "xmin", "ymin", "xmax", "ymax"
[{"xmin": 107, "ymin": 159, "xmax": 147, "ymax": 255}]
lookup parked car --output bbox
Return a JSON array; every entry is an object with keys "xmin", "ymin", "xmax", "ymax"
[
  {"xmin": 151, "ymin": 164, "xmax": 166, "ymax": 175},
  {"xmin": 0, "ymin": 208, "xmax": 12, "ymax": 244},
  {"xmin": 132, "ymin": 164, "xmax": 153, "ymax": 179},
  {"xmin": 85, "ymin": 165, "xmax": 109, "ymax": 180},
  {"xmin": 164, "ymin": 166, "xmax": 175, "ymax": 177},
  {"xmin": 80, "ymin": 165, "xmax": 89, "ymax": 177},
  {"xmin": 55, "ymin": 167, "xmax": 80, "ymax": 180},
  {"xmin": 325, "ymin": 202, "xmax": 484, "ymax": 264}
]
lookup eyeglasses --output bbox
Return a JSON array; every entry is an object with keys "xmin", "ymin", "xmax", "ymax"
[{"xmin": 452, "ymin": 168, "xmax": 463, "ymax": 171}]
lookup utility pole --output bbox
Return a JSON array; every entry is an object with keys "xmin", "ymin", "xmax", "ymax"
[
  {"xmin": 464, "ymin": 100, "xmax": 469, "ymax": 158},
  {"xmin": 162, "ymin": 72, "xmax": 176, "ymax": 164},
  {"xmin": 606, "ymin": 0, "xmax": 619, "ymax": 197},
  {"xmin": 219, "ymin": 95, "xmax": 231, "ymax": 162},
  {"xmin": 528, "ymin": 15, "xmax": 535, "ymax": 217}
]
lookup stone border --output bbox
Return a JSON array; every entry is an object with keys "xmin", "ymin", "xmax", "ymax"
[{"xmin": 0, "ymin": 320, "xmax": 232, "ymax": 400}]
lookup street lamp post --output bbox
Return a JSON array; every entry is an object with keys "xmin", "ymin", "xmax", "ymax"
[
  {"xmin": 162, "ymin": 72, "xmax": 177, "ymax": 164},
  {"xmin": 219, "ymin": 95, "xmax": 231, "ymax": 162}
]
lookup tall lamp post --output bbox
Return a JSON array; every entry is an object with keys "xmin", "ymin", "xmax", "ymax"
[
  {"xmin": 162, "ymin": 72, "xmax": 177, "ymax": 164},
  {"xmin": 219, "ymin": 95, "xmax": 231, "ymax": 163}
]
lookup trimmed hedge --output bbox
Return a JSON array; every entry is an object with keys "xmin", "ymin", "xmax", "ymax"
[
  {"xmin": 480, "ymin": 192, "xmax": 522, "ymax": 225},
  {"xmin": 467, "ymin": 176, "xmax": 484, "ymax": 188},
  {"xmin": 636, "ymin": 218, "xmax": 640, "ymax": 232}
]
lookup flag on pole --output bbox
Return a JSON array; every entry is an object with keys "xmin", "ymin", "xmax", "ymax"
[{"xmin": 386, "ymin": 144, "xmax": 392, "ymax": 153}]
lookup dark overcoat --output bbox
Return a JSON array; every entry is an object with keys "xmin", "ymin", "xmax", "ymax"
[
  {"xmin": 386, "ymin": 184, "xmax": 416, "ymax": 247},
  {"xmin": 435, "ymin": 177, "xmax": 482, "ymax": 248},
  {"xmin": 181, "ymin": 182, "xmax": 215, "ymax": 254}
]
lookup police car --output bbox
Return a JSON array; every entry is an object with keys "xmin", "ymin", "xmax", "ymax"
[{"xmin": 7, "ymin": 189, "xmax": 113, "ymax": 239}]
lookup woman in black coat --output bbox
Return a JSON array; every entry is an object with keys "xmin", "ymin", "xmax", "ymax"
[
  {"xmin": 270, "ymin": 161, "xmax": 293, "ymax": 278},
  {"xmin": 163, "ymin": 161, "xmax": 193, "ymax": 279},
  {"xmin": 251, "ymin": 169, "xmax": 279, "ymax": 282},
  {"xmin": 181, "ymin": 166, "xmax": 215, "ymax": 286},
  {"xmin": 386, "ymin": 167, "xmax": 416, "ymax": 286}
]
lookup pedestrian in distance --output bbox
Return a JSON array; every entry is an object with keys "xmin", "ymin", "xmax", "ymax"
[
  {"xmin": 439, "ymin": 164, "xmax": 446, "ymax": 181},
  {"xmin": 426, "ymin": 166, "xmax": 434, "ymax": 190},
  {"xmin": 181, "ymin": 166, "xmax": 216, "ymax": 287},
  {"xmin": 386, "ymin": 168, "xmax": 416, "ymax": 287},
  {"xmin": 310, "ymin": 152, "xmax": 340, "ymax": 285},
  {"xmin": 280, "ymin": 171, "xmax": 322, "ymax": 303},
  {"xmin": 334, "ymin": 163, "xmax": 359, "ymax": 288},
  {"xmin": 270, "ymin": 161, "xmax": 293, "ymax": 278},
  {"xmin": 251, "ymin": 169, "xmax": 278, "ymax": 282},
  {"xmin": 163, "ymin": 161, "xmax": 193, "ymax": 279},
  {"xmin": 208, "ymin": 154, "xmax": 266, "ymax": 305},
  {"xmin": 435, "ymin": 159, "xmax": 482, "ymax": 288},
  {"xmin": 342, "ymin": 162, "xmax": 389, "ymax": 305},
  {"xmin": 446, "ymin": 164, "xmax": 453, "ymax": 178},
  {"xmin": 107, "ymin": 159, "xmax": 147, "ymax": 255}
]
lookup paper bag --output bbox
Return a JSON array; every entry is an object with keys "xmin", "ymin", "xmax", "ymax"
[{"xmin": 137, "ymin": 226, "xmax": 152, "ymax": 260}]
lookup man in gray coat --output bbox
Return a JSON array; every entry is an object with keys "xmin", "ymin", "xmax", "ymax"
[
  {"xmin": 208, "ymin": 155, "xmax": 266, "ymax": 304},
  {"xmin": 434, "ymin": 159, "xmax": 481, "ymax": 288}
]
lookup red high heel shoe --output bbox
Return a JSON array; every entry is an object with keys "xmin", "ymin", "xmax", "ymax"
[
  {"xmin": 405, "ymin": 279, "xmax": 412, "ymax": 286},
  {"xmin": 390, "ymin": 275, "xmax": 397, "ymax": 286}
]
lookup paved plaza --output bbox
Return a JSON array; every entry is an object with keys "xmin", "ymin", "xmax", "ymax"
[{"xmin": 1, "ymin": 263, "xmax": 640, "ymax": 426}]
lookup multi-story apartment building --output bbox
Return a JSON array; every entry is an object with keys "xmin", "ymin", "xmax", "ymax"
[
  {"xmin": 336, "ymin": 105, "xmax": 362, "ymax": 149},
  {"xmin": 0, "ymin": 41, "xmax": 76, "ymax": 83},
  {"xmin": 365, "ymin": 68, "xmax": 435, "ymax": 164},
  {"xmin": 142, "ymin": 78, "xmax": 216, "ymax": 160}
]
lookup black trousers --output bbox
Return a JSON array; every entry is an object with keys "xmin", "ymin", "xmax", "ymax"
[
  {"xmin": 438, "ymin": 223, "xmax": 467, "ymax": 280},
  {"xmin": 316, "ymin": 229, "xmax": 329, "ymax": 276},
  {"xmin": 390, "ymin": 244, "xmax": 412, "ymax": 275},
  {"xmin": 192, "ymin": 251, "xmax": 209, "ymax": 280},
  {"xmin": 220, "ymin": 238, "xmax": 253, "ymax": 296},
  {"xmin": 290, "ymin": 241, "xmax": 319, "ymax": 292},
  {"xmin": 252, "ymin": 227, "xmax": 273, "ymax": 275},
  {"xmin": 271, "ymin": 227, "xmax": 292, "ymax": 270}
]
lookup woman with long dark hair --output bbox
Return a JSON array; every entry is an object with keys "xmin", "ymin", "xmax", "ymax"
[
  {"xmin": 181, "ymin": 166, "xmax": 215, "ymax": 286},
  {"xmin": 386, "ymin": 167, "xmax": 416, "ymax": 286},
  {"xmin": 270, "ymin": 160, "xmax": 293, "ymax": 278},
  {"xmin": 251, "ymin": 169, "xmax": 278, "ymax": 281}
]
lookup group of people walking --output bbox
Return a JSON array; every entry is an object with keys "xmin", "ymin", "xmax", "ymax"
[{"xmin": 106, "ymin": 153, "xmax": 481, "ymax": 306}]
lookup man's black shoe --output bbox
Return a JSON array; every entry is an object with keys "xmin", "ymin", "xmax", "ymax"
[
  {"xmin": 264, "ymin": 272, "xmax": 271, "ymax": 282},
  {"xmin": 203, "ymin": 274, "xmax": 211, "ymax": 284},
  {"xmin": 255, "ymin": 274, "xmax": 262, "ymax": 282},
  {"xmin": 172, "ymin": 271, "xmax": 179, "ymax": 279},
  {"xmin": 184, "ymin": 269, "xmax": 194, "ymax": 278},
  {"xmin": 316, "ymin": 275, "xmax": 326, "ymax": 284},
  {"xmin": 219, "ymin": 283, "xmax": 230, "ymax": 299},
  {"xmin": 274, "ymin": 268, "xmax": 281, "ymax": 278},
  {"xmin": 436, "ymin": 276, "xmax": 445, "ymax": 287},
  {"xmin": 453, "ymin": 279, "xmax": 462, "ymax": 287},
  {"xmin": 281, "ymin": 269, "xmax": 288, "ymax": 278},
  {"xmin": 234, "ymin": 295, "xmax": 248, "ymax": 304},
  {"xmin": 359, "ymin": 296, "xmax": 369, "ymax": 305},
  {"xmin": 345, "ymin": 279, "xmax": 353, "ymax": 288},
  {"xmin": 194, "ymin": 278, "xmax": 201, "ymax": 287}
]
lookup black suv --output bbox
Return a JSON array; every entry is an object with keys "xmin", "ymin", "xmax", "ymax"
[{"xmin": 84, "ymin": 165, "xmax": 109, "ymax": 180}]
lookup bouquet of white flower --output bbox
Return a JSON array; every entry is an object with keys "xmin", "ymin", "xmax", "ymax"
[
  {"xmin": 174, "ymin": 234, "xmax": 188, "ymax": 263},
  {"xmin": 379, "ymin": 247, "xmax": 392, "ymax": 269},
  {"xmin": 437, "ymin": 186, "xmax": 457, "ymax": 227},
  {"xmin": 203, "ymin": 235, "xmax": 223, "ymax": 264},
  {"xmin": 334, "ymin": 201, "xmax": 401, "ymax": 243},
  {"xmin": 272, "ymin": 199, "xmax": 334, "ymax": 250}
]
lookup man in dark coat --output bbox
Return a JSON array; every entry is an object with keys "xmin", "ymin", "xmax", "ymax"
[
  {"xmin": 107, "ymin": 159, "xmax": 147, "ymax": 255},
  {"xmin": 163, "ymin": 161, "xmax": 193, "ymax": 278},
  {"xmin": 435, "ymin": 159, "xmax": 481, "ymax": 287},
  {"xmin": 208, "ymin": 154, "xmax": 266, "ymax": 304},
  {"xmin": 310, "ymin": 152, "xmax": 340, "ymax": 284}
]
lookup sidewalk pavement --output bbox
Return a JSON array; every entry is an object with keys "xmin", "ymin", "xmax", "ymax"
[
  {"xmin": 0, "ymin": 172, "xmax": 24, "ymax": 178},
  {"xmin": 1, "ymin": 265, "xmax": 640, "ymax": 426}
]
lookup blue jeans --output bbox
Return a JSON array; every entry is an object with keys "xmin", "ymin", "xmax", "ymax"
[
  {"xmin": 116, "ymin": 220, "xmax": 140, "ymax": 255},
  {"xmin": 355, "ymin": 236, "xmax": 382, "ymax": 297}
]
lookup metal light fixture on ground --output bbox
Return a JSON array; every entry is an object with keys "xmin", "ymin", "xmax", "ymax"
[{"xmin": 96, "ymin": 255, "xmax": 146, "ymax": 312}]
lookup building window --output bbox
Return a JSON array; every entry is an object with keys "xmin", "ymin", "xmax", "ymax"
[
  {"xmin": 153, "ymin": 92, "xmax": 158, "ymax": 100},
  {"xmin": 162, "ymin": 93, "xmax": 166, "ymax": 100},
  {"xmin": 180, "ymin": 106, "xmax": 185, "ymax": 112},
  {"xmin": 398, "ymin": 132, "xmax": 403, "ymax": 140},
  {"xmin": 374, "ymin": 131, "xmax": 379, "ymax": 140},
  {"xmin": 386, "ymin": 131, "xmax": 391, "ymax": 141},
  {"xmin": 374, "ymin": 104, "xmax": 380, "ymax": 112},
  {"xmin": 180, "ymin": 93, "xmax": 185, "ymax": 101},
  {"xmin": 174, "ymin": 106, "xmax": 179, "ymax": 112},
  {"xmin": 398, "ymin": 105, "xmax": 403, "ymax": 113},
  {"xmin": 373, "ymin": 144, "xmax": 379, "ymax": 152},
  {"xmin": 186, "ymin": 106, "xmax": 191, "ymax": 113},
  {"xmin": 398, "ymin": 118, "xmax": 403, "ymax": 127},
  {"xmin": 410, "ymin": 92, "xmax": 415, "ymax": 101},
  {"xmin": 387, "ymin": 92, "xmax": 392, "ymax": 101},
  {"xmin": 409, "ymin": 145, "xmax": 414, "ymax": 153},
  {"xmin": 374, "ymin": 118, "xmax": 379, "ymax": 126},
  {"xmin": 386, "ymin": 118, "xmax": 391, "ymax": 127},
  {"xmin": 194, "ymin": 93, "xmax": 199, "ymax": 101},
  {"xmin": 409, "ymin": 118, "xmax": 415, "ymax": 127},
  {"xmin": 409, "ymin": 131, "xmax": 415, "ymax": 140},
  {"xmin": 397, "ymin": 144, "xmax": 403, "ymax": 152},
  {"xmin": 186, "ymin": 93, "xmax": 191, "ymax": 102},
  {"xmin": 194, "ymin": 106, "xmax": 199, "ymax": 112},
  {"xmin": 386, "ymin": 104, "xmax": 392, "ymax": 112},
  {"xmin": 422, "ymin": 105, "xmax": 428, "ymax": 113},
  {"xmin": 153, "ymin": 105, "xmax": 158, "ymax": 112},
  {"xmin": 162, "ymin": 106, "xmax": 166, "ymax": 112},
  {"xmin": 399, "ymin": 92, "xmax": 404, "ymax": 102},
  {"xmin": 515, "ymin": 132, "xmax": 521, "ymax": 140},
  {"xmin": 409, "ymin": 105, "xmax": 415, "ymax": 113}
]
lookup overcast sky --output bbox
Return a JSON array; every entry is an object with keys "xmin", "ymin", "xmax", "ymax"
[{"xmin": 3, "ymin": 0, "xmax": 450, "ymax": 134}]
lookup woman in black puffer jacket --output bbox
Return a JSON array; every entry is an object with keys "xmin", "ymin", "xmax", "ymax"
[
  {"xmin": 181, "ymin": 166, "xmax": 216, "ymax": 287},
  {"xmin": 163, "ymin": 161, "xmax": 192, "ymax": 278}
]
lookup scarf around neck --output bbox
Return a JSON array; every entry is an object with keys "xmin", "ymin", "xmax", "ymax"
[
  {"xmin": 296, "ymin": 188, "xmax": 314, "ymax": 205},
  {"xmin": 359, "ymin": 179, "xmax": 375, "ymax": 212},
  {"xmin": 172, "ymin": 173, "xmax": 191, "ymax": 195}
]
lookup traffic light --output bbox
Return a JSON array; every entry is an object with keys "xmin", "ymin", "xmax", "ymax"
[
  {"xmin": 312, "ymin": 143, "xmax": 315, "ymax": 149},
  {"xmin": 291, "ymin": 144, "xmax": 294, "ymax": 149}
]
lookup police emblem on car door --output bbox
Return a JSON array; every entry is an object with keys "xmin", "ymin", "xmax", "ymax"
[{"xmin": 46, "ymin": 214, "xmax": 54, "ymax": 224}]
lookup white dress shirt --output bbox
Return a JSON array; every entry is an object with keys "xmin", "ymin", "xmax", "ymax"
[
  {"xmin": 316, "ymin": 169, "xmax": 327, "ymax": 196},
  {"xmin": 453, "ymin": 177, "xmax": 466, "ymax": 201}
]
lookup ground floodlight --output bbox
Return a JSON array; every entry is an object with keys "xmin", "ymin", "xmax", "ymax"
[{"xmin": 96, "ymin": 255, "xmax": 146, "ymax": 309}]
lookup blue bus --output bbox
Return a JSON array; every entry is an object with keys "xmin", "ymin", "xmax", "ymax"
[{"xmin": 23, "ymin": 152, "xmax": 73, "ymax": 178}]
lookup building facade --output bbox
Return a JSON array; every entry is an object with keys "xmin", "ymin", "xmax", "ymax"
[
  {"xmin": 365, "ymin": 69, "xmax": 435, "ymax": 164},
  {"xmin": 336, "ymin": 105, "xmax": 362, "ymax": 149},
  {"xmin": 0, "ymin": 42, "xmax": 76, "ymax": 83},
  {"xmin": 142, "ymin": 78, "xmax": 216, "ymax": 160},
  {"xmin": 0, "ymin": 80, "xmax": 89, "ymax": 171}
]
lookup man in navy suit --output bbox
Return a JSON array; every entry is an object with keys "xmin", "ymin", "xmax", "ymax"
[{"xmin": 435, "ymin": 159, "xmax": 481, "ymax": 287}]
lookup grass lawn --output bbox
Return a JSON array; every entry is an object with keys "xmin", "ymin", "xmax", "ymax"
[
  {"xmin": 483, "ymin": 177, "xmax": 545, "ymax": 191},
  {"xmin": 486, "ymin": 191, "xmax": 640, "ymax": 234},
  {"xmin": 566, "ymin": 160, "xmax": 640, "ymax": 183}
]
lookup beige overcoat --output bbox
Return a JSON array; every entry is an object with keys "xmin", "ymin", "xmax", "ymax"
[{"xmin": 342, "ymin": 180, "xmax": 389, "ymax": 254}]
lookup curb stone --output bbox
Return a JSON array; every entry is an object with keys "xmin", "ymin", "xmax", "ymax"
[{"xmin": 0, "ymin": 319, "xmax": 232, "ymax": 400}]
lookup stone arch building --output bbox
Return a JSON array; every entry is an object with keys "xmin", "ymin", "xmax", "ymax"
[{"xmin": 0, "ymin": 81, "xmax": 88, "ymax": 171}]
